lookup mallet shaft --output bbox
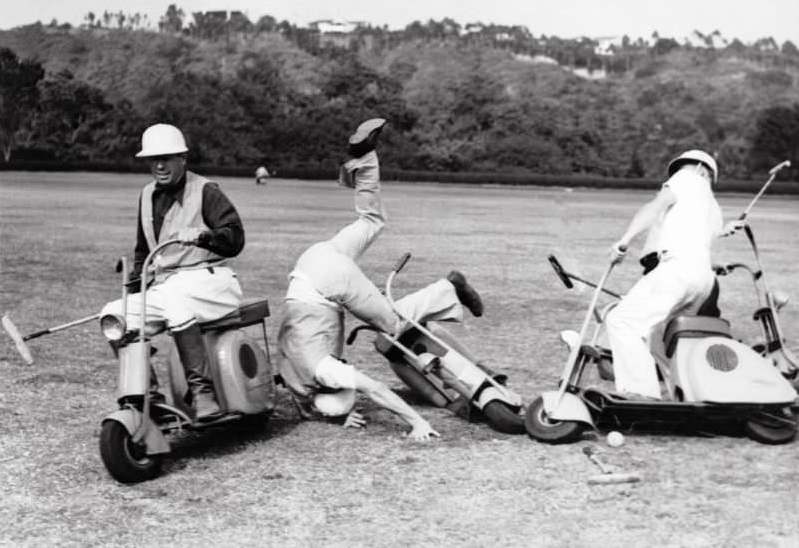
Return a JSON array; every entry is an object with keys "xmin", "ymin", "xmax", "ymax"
[
  {"xmin": 23, "ymin": 313, "xmax": 100, "ymax": 341},
  {"xmin": 739, "ymin": 160, "xmax": 791, "ymax": 220}
]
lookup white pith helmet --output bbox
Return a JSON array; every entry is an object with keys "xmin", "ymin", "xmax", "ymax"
[
  {"xmin": 136, "ymin": 124, "xmax": 189, "ymax": 158},
  {"xmin": 667, "ymin": 149, "xmax": 718, "ymax": 183},
  {"xmin": 349, "ymin": 118, "xmax": 387, "ymax": 145},
  {"xmin": 313, "ymin": 389, "xmax": 356, "ymax": 417}
]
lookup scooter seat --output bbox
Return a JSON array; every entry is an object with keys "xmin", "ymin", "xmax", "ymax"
[
  {"xmin": 663, "ymin": 315, "xmax": 731, "ymax": 358},
  {"xmin": 199, "ymin": 298, "xmax": 270, "ymax": 333}
]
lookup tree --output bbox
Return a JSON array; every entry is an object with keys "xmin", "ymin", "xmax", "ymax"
[
  {"xmin": 749, "ymin": 104, "xmax": 799, "ymax": 179},
  {"xmin": 159, "ymin": 4, "xmax": 184, "ymax": 33},
  {"xmin": 0, "ymin": 48, "xmax": 45, "ymax": 161},
  {"xmin": 255, "ymin": 15, "xmax": 277, "ymax": 33},
  {"xmin": 782, "ymin": 40, "xmax": 799, "ymax": 56},
  {"xmin": 652, "ymin": 37, "xmax": 679, "ymax": 55},
  {"xmin": 29, "ymin": 70, "xmax": 115, "ymax": 161}
]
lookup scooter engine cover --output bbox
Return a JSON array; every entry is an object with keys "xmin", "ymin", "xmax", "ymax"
[
  {"xmin": 685, "ymin": 337, "xmax": 797, "ymax": 403},
  {"xmin": 212, "ymin": 329, "xmax": 276, "ymax": 414}
]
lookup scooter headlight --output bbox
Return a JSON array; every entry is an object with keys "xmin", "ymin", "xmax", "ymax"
[
  {"xmin": 772, "ymin": 291, "xmax": 790, "ymax": 311},
  {"xmin": 100, "ymin": 314, "xmax": 126, "ymax": 341}
]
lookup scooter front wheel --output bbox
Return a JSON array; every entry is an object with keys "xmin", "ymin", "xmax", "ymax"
[
  {"xmin": 524, "ymin": 396, "xmax": 585, "ymax": 444},
  {"xmin": 99, "ymin": 421, "xmax": 163, "ymax": 483},
  {"xmin": 744, "ymin": 408, "xmax": 797, "ymax": 445},
  {"xmin": 483, "ymin": 400, "xmax": 526, "ymax": 434}
]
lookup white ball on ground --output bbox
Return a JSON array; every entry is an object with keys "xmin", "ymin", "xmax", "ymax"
[{"xmin": 606, "ymin": 431, "xmax": 624, "ymax": 447}]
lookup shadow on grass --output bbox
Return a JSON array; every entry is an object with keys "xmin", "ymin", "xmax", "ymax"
[{"xmin": 153, "ymin": 389, "xmax": 302, "ymax": 475}]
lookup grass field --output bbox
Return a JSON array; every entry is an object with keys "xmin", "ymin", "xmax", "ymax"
[{"xmin": 1, "ymin": 171, "xmax": 798, "ymax": 547}]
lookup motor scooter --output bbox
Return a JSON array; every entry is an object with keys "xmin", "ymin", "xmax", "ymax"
[
  {"xmin": 347, "ymin": 253, "xmax": 525, "ymax": 434},
  {"xmin": 98, "ymin": 239, "xmax": 276, "ymax": 483},
  {"xmin": 525, "ymin": 230, "xmax": 798, "ymax": 445}
]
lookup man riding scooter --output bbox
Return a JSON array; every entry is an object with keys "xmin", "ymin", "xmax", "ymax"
[
  {"xmin": 100, "ymin": 123, "xmax": 245, "ymax": 421},
  {"xmin": 606, "ymin": 150, "xmax": 744, "ymax": 399},
  {"xmin": 276, "ymin": 118, "xmax": 487, "ymax": 441}
]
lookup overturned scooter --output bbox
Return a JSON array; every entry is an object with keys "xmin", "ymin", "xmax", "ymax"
[
  {"xmin": 98, "ymin": 239, "xmax": 276, "ymax": 483},
  {"xmin": 525, "ymin": 249, "xmax": 798, "ymax": 445},
  {"xmin": 347, "ymin": 253, "xmax": 525, "ymax": 434}
]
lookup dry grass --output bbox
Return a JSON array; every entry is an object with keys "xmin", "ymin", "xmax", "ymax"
[{"xmin": 1, "ymin": 172, "xmax": 798, "ymax": 547}]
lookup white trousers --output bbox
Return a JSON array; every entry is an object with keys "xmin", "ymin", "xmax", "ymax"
[
  {"xmin": 101, "ymin": 267, "xmax": 243, "ymax": 331},
  {"xmin": 605, "ymin": 257, "xmax": 714, "ymax": 398}
]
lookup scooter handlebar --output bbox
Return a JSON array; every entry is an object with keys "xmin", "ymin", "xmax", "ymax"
[
  {"xmin": 392, "ymin": 252, "xmax": 412, "ymax": 274},
  {"xmin": 548, "ymin": 255, "xmax": 574, "ymax": 289},
  {"xmin": 346, "ymin": 324, "xmax": 380, "ymax": 345}
]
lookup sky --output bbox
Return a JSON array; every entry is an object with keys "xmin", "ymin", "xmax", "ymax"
[{"xmin": 2, "ymin": 0, "xmax": 797, "ymax": 44}]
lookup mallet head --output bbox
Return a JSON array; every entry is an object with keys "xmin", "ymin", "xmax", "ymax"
[
  {"xmin": 2, "ymin": 314, "xmax": 34, "ymax": 365},
  {"xmin": 768, "ymin": 160, "xmax": 791, "ymax": 175}
]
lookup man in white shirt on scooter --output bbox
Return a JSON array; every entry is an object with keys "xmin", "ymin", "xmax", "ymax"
[
  {"xmin": 606, "ymin": 150, "xmax": 742, "ymax": 399},
  {"xmin": 277, "ymin": 118, "xmax": 484, "ymax": 440}
]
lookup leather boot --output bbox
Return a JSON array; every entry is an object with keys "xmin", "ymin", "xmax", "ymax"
[
  {"xmin": 148, "ymin": 365, "xmax": 167, "ymax": 405},
  {"xmin": 446, "ymin": 271, "xmax": 484, "ymax": 317},
  {"xmin": 173, "ymin": 323, "xmax": 221, "ymax": 421}
]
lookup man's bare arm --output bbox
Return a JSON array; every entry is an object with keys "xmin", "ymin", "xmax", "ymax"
[{"xmin": 351, "ymin": 370, "xmax": 439, "ymax": 441}]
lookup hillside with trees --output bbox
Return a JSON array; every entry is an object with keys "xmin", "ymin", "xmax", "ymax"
[{"xmin": 1, "ymin": 6, "xmax": 798, "ymax": 181}]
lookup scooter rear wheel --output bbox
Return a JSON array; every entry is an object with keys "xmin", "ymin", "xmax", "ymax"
[
  {"xmin": 744, "ymin": 408, "xmax": 797, "ymax": 445},
  {"xmin": 100, "ymin": 421, "xmax": 163, "ymax": 483},
  {"xmin": 483, "ymin": 400, "xmax": 526, "ymax": 434},
  {"xmin": 524, "ymin": 396, "xmax": 585, "ymax": 444}
]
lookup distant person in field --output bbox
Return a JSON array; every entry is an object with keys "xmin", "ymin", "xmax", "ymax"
[
  {"xmin": 605, "ymin": 149, "xmax": 743, "ymax": 399},
  {"xmin": 100, "ymin": 123, "xmax": 245, "ymax": 421},
  {"xmin": 255, "ymin": 166, "xmax": 270, "ymax": 185},
  {"xmin": 276, "ymin": 118, "xmax": 485, "ymax": 441}
]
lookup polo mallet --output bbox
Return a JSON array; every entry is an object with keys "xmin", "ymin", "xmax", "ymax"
[
  {"xmin": 548, "ymin": 255, "xmax": 621, "ymax": 299},
  {"xmin": 2, "ymin": 313, "xmax": 100, "ymax": 365},
  {"xmin": 583, "ymin": 446, "xmax": 641, "ymax": 485},
  {"xmin": 738, "ymin": 160, "xmax": 791, "ymax": 221}
]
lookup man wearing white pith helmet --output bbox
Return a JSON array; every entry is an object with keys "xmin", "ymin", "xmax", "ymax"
[
  {"xmin": 255, "ymin": 166, "xmax": 270, "ymax": 185},
  {"xmin": 606, "ymin": 149, "xmax": 743, "ymax": 399},
  {"xmin": 277, "ymin": 118, "xmax": 485, "ymax": 441},
  {"xmin": 100, "ymin": 123, "xmax": 245, "ymax": 420}
]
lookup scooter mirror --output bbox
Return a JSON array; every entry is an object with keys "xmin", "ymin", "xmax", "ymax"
[{"xmin": 548, "ymin": 255, "xmax": 574, "ymax": 289}]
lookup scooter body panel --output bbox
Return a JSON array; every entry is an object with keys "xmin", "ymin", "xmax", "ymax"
[
  {"xmin": 477, "ymin": 386, "xmax": 523, "ymax": 410},
  {"xmin": 103, "ymin": 409, "xmax": 170, "ymax": 455},
  {"xmin": 673, "ymin": 337, "xmax": 797, "ymax": 403},
  {"xmin": 211, "ymin": 329, "xmax": 276, "ymax": 415},
  {"xmin": 543, "ymin": 390, "xmax": 595, "ymax": 426},
  {"xmin": 168, "ymin": 328, "xmax": 276, "ymax": 416},
  {"xmin": 117, "ymin": 341, "xmax": 149, "ymax": 400}
]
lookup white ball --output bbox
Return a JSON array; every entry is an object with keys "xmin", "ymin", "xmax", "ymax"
[{"xmin": 606, "ymin": 431, "xmax": 624, "ymax": 447}]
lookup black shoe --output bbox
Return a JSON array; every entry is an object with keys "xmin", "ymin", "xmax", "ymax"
[{"xmin": 447, "ymin": 271, "xmax": 484, "ymax": 317}]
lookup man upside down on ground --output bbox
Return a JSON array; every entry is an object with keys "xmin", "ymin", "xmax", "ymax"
[{"xmin": 276, "ymin": 118, "xmax": 484, "ymax": 441}]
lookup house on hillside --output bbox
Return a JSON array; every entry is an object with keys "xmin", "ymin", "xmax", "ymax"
[
  {"xmin": 309, "ymin": 20, "xmax": 368, "ymax": 48},
  {"xmin": 463, "ymin": 23, "xmax": 485, "ymax": 35},
  {"xmin": 594, "ymin": 36, "xmax": 624, "ymax": 56}
]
